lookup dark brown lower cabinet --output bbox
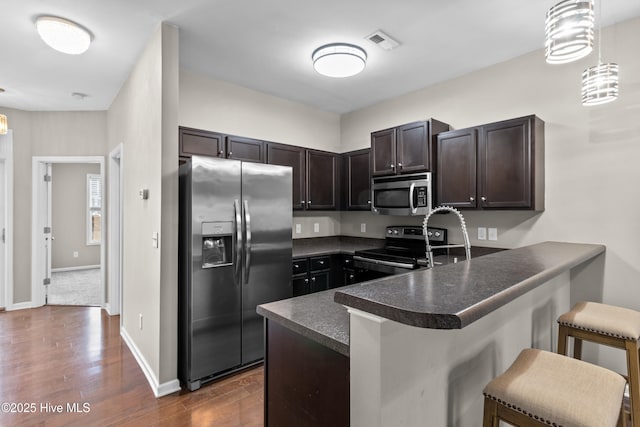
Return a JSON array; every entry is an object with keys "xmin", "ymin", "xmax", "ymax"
[{"xmin": 265, "ymin": 320, "xmax": 349, "ymax": 427}]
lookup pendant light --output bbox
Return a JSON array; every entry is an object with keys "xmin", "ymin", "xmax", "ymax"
[
  {"xmin": 581, "ymin": 0, "xmax": 618, "ymax": 106},
  {"xmin": 545, "ymin": 0, "xmax": 595, "ymax": 64},
  {"xmin": 312, "ymin": 43, "xmax": 367, "ymax": 78},
  {"xmin": 0, "ymin": 114, "xmax": 7, "ymax": 135}
]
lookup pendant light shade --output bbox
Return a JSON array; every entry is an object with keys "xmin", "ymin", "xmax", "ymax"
[
  {"xmin": 312, "ymin": 43, "xmax": 367, "ymax": 78},
  {"xmin": 0, "ymin": 114, "xmax": 7, "ymax": 135},
  {"xmin": 545, "ymin": 0, "xmax": 595, "ymax": 64},
  {"xmin": 36, "ymin": 16, "xmax": 91, "ymax": 55},
  {"xmin": 582, "ymin": 62, "xmax": 619, "ymax": 106}
]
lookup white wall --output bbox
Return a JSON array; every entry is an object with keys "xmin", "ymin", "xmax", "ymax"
[
  {"xmin": 341, "ymin": 17, "xmax": 640, "ymax": 372},
  {"xmin": 107, "ymin": 22, "xmax": 179, "ymax": 393}
]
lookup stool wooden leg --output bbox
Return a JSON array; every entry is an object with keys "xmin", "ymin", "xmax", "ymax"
[
  {"xmin": 482, "ymin": 397, "xmax": 499, "ymax": 427},
  {"xmin": 626, "ymin": 340, "xmax": 640, "ymax": 427},
  {"xmin": 574, "ymin": 337, "xmax": 583, "ymax": 359},
  {"xmin": 558, "ymin": 325, "xmax": 569, "ymax": 356}
]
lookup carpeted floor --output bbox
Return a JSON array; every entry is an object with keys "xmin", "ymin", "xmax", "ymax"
[{"xmin": 48, "ymin": 268, "xmax": 102, "ymax": 306}]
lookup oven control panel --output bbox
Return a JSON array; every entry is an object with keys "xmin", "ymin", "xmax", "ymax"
[{"xmin": 385, "ymin": 226, "xmax": 447, "ymax": 243}]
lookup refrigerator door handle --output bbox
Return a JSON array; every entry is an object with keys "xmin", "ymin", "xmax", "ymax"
[
  {"xmin": 233, "ymin": 199, "xmax": 242, "ymax": 285},
  {"xmin": 243, "ymin": 200, "xmax": 252, "ymax": 284}
]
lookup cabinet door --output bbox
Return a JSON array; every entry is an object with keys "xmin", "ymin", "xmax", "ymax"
[
  {"xmin": 292, "ymin": 276, "xmax": 309, "ymax": 297},
  {"xmin": 309, "ymin": 271, "xmax": 330, "ymax": 293},
  {"xmin": 479, "ymin": 117, "xmax": 532, "ymax": 209},
  {"xmin": 267, "ymin": 143, "xmax": 306, "ymax": 210},
  {"xmin": 397, "ymin": 121, "xmax": 430, "ymax": 174},
  {"xmin": 436, "ymin": 128, "xmax": 477, "ymax": 208},
  {"xmin": 371, "ymin": 128, "xmax": 396, "ymax": 176},
  {"xmin": 306, "ymin": 150, "xmax": 338, "ymax": 210},
  {"xmin": 226, "ymin": 136, "xmax": 265, "ymax": 163},
  {"xmin": 179, "ymin": 127, "xmax": 225, "ymax": 158},
  {"xmin": 345, "ymin": 149, "xmax": 371, "ymax": 210}
]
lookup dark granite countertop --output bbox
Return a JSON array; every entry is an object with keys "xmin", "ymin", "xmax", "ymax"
[
  {"xmin": 292, "ymin": 236, "xmax": 385, "ymax": 258},
  {"xmin": 258, "ymin": 241, "xmax": 604, "ymax": 356},
  {"xmin": 335, "ymin": 241, "xmax": 604, "ymax": 329}
]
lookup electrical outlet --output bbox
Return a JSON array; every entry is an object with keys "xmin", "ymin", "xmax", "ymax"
[
  {"xmin": 478, "ymin": 227, "xmax": 487, "ymax": 240},
  {"xmin": 488, "ymin": 228, "xmax": 498, "ymax": 241},
  {"xmin": 73, "ymin": 251, "xmax": 79, "ymax": 258},
  {"xmin": 295, "ymin": 224, "xmax": 301, "ymax": 234},
  {"xmin": 360, "ymin": 223, "xmax": 366, "ymax": 233},
  {"xmin": 139, "ymin": 314, "xmax": 143, "ymax": 330},
  {"xmin": 313, "ymin": 223, "xmax": 320, "ymax": 233}
]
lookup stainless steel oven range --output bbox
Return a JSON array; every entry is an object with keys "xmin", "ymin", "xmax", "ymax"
[{"xmin": 353, "ymin": 225, "xmax": 447, "ymax": 281}]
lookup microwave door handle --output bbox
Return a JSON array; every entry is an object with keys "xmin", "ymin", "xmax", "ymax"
[
  {"xmin": 233, "ymin": 199, "xmax": 242, "ymax": 285},
  {"xmin": 243, "ymin": 200, "xmax": 251, "ymax": 285},
  {"xmin": 409, "ymin": 182, "xmax": 417, "ymax": 214}
]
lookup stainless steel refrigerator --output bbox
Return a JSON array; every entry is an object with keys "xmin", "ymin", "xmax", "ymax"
[{"xmin": 179, "ymin": 155, "xmax": 292, "ymax": 391}]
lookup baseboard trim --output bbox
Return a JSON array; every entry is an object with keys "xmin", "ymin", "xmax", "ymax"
[
  {"xmin": 7, "ymin": 302, "xmax": 33, "ymax": 311},
  {"xmin": 52, "ymin": 265, "xmax": 101, "ymax": 273},
  {"xmin": 120, "ymin": 327, "xmax": 181, "ymax": 398}
]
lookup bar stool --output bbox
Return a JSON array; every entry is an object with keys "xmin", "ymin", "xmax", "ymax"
[
  {"xmin": 483, "ymin": 348, "xmax": 626, "ymax": 427},
  {"xmin": 558, "ymin": 301, "xmax": 640, "ymax": 426}
]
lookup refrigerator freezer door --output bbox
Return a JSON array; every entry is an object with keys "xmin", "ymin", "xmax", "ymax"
[
  {"xmin": 188, "ymin": 156, "xmax": 242, "ymax": 381},
  {"xmin": 241, "ymin": 162, "xmax": 293, "ymax": 364}
]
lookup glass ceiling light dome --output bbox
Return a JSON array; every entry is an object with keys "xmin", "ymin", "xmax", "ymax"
[
  {"xmin": 545, "ymin": 0, "xmax": 595, "ymax": 64},
  {"xmin": 36, "ymin": 16, "xmax": 92, "ymax": 55},
  {"xmin": 312, "ymin": 43, "xmax": 367, "ymax": 78}
]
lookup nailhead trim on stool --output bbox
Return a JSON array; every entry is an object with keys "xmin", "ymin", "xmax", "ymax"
[{"xmin": 483, "ymin": 348, "xmax": 626, "ymax": 427}]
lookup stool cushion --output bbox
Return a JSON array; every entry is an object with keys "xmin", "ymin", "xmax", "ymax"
[
  {"xmin": 483, "ymin": 348, "xmax": 625, "ymax": 427},
  {"xmin": 558, "ymin": 301, "xmax": 640, "ymax": 341}
]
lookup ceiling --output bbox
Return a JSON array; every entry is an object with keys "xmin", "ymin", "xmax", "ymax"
[{"xmin": 2, "ymin": 0, "xmax": 639, "ymax": 114}]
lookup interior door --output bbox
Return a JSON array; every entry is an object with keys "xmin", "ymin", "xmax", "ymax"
[
  {"xmin": 241, "ymin": 162, "xmax": 292, "ymax": 364},
  {"xmin": 0, "ymin": 161, "xmax": 4, "ymax": 308},
  {"xmin": 44, "ymin": 163, "xmax": 52, "ymax": 303}
]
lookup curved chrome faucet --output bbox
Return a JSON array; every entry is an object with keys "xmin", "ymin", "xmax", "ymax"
[{"xmin": 423, "ymin": 206, "xmax": 471, "ymax": 268}]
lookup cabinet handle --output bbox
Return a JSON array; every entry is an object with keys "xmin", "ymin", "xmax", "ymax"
[
  {"xmin": 481, "ymin": 196, "xmax": 487, "ymax": 201},
  {"xmin": 367, "ymin": 200, "xmax": 371, "ymax": 204},
  {"xmin": 294, "ymin": 264, "xmax": 299, "ymax": 268},
  {"xmin": 217, "ymin": 150, "xmax": 224, "ymax": 156},
  {"xmin": 305, "ymin": 278, "xmax": 309, "ymax": 284},
  {"xmin": 311, "ymin": 277, "xmax": 316, "ymax": 282},
  {"xmin": 349, "ymin": 274, "xmax": 354, "ymax": 280},
  {"xmin": 397, "ymin": 163, "xmax": 403, "ymax": 169},
  {"xmin": 227, "ymin": 151, "xmax": 232, "ymax": 158},
  {"xmin": 308, "ymin": 200, "xmax": 311, "ymax": 204},
  {"xmin": 319, "ymin": 261, "xmax": 324, "ymax": 265},
  {"xmin": 390, "ymin": 164, "xmax": 395, "ymax": 169},
  {"xmin": 301, "ymin": 200, "xmax": 305, "ymax": 205},
  {"xmin": 469, "ymin": 197, "xmax": 475, "ymax": 201}
]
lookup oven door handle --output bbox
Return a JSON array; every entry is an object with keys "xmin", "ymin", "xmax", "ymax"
[
  {"xmin": 409, "ymin": 182, "xmax": 417, "ymax": 214},
  {"xmin": 353, "ymin": 256, "xmax": 416, "ymax": 270}
]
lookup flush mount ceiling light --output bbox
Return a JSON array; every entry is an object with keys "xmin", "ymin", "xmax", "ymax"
[
  {"xmin": 0, "ymin": 114, "xmax": 7, "ymax": 135},
  {"xmin": 36, "ymin": 16, "xmax": 91, "ymax": 55},
  {"xmin": 545, "ymin": 0, "xmax": 595, "ymax": 64},
  {"xmin": 312, "ymin": 43, "xmax": 367, "ymax": 78}
]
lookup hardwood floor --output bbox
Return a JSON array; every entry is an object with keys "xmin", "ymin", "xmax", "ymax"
[{"xmin": 0, "ymin": 306, "xmax": 264, "ymax": 426}]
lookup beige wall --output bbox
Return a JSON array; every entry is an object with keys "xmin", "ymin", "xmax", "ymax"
[
  {"xmin": 179, "ymin": 69, "xmax": 341, "ymax": 152},
  {"xmin": 340, "ymin": 17, "xmax": 640, "ymax": 373},
  {"xmin": 107, "ymin": 22, "xmax": 179, "ymax": 388},
  {"xmin": 0, "ymin": 107, "xmax": 107, "ymax": 303},
  {"xmin": 51, "ymin": 163, "xmax": 101, "ymax": 269}
]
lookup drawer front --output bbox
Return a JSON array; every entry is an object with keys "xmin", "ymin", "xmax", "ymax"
[
  {"xmin": 292, "ymin": 258, "xmax": 309, "ymax": 275},
  {"xmin": 310, "ymin": 256, "xmax": 331, "ymax": 271}
]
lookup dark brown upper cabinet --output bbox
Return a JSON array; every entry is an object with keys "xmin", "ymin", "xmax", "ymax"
[
  {"xmin": 179, "ymin": 127, "xmax": 265, "ymax": 163},
  {"xmin": 436, "ymin": 128, "xmax": 478, "ymax": 209},
  {"xmin": 266, "ymin": 142, "xmax": 306, "ymax": 210},
  {"xmin": 436, "ymin": 115, "xmax": 544, "ymax": 210},
  {"xmin": 306, "ymin": 150, "xmax": 339, "ymax": 210},
  {"xmin": 371, "ymin": 119, "xmax": 450, "ymax": 176},
  {"xmin": 343, "ymin": 149, "xmax": 371, "ymax": 210}
]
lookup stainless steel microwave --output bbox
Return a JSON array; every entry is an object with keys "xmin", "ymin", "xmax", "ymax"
[{"xmin": 371, "ymin": 172, "xmax": 432, "ymax": 216}]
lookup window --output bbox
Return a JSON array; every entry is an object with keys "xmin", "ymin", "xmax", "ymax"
[{"xmin": 87, "ymin": 173, "xmax": 102, "ymax": 245}]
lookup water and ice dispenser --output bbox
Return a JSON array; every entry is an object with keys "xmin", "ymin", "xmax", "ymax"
[{"xmin": 201, "ymin": 222, "xmax": 233, "ymax": 268}]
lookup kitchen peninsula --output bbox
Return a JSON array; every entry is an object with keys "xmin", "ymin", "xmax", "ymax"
[{"xmin": 257, "ymin": 241, "xmax": 605, "ymax": 427}]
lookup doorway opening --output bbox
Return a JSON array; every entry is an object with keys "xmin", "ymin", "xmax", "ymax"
[
  {"xmin": 0, "ymin": 131, "xmax": 13, "ymax": 310},
  {"xmin": 31, "ymin": 156, "xmax": 105, "ymax": 308}
]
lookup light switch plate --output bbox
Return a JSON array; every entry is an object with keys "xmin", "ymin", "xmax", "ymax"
[
  {"xmin": 313, "ymin": 223, "xmax": 320, "ymax": 233},
  {"xmin": 295, "ymin": 224, "xmax": 301, "ymax": 234},
  {"xmin": 478, "ymin": 227, "xmax": 487, "ymax": 240},
  {"xmin": 360, "ymin": 223, "xmax": 366, "ymax": 233},
  {"xmin": 488, "ymin": 228, "xmax": 498, "ymax": 241}
]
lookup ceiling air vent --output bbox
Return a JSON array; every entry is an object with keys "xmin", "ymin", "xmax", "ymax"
[{"xmin": 365, "ymin": 30, "xmax": 400, "ymax": 51}]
